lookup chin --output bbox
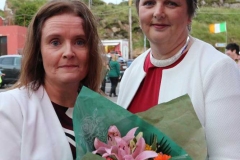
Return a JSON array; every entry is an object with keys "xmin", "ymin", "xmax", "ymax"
[
  {"xmin": 149, "ymin": 34, "xmax": 165, "ymax": 42},
  {"xmin": 60, "ymin": 77, "xmax": 81, "ymax": 84}
]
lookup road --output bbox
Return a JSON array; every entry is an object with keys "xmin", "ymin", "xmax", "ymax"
[
  {"xmin": 104, "ymin": 82, "xmax": 119, "ymax": 103},
  {"xmin": 0, "ymin": 82, "xmax": 119, "ymax": 103}
]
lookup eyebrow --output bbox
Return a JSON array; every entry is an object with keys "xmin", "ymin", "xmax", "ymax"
[{"xmin": 43, "ymin": 32, "xmax": 86, "ymax": 39}]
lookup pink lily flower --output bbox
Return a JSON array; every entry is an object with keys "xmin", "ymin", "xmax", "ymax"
[{"xmin": 93, "ymin": 125, "xmax": 158, "ymax": 160}]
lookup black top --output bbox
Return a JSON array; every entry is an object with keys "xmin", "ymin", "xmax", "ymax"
[{"xmin": 52, "ymin": 102, "xmax": 76, "ymax": 159}]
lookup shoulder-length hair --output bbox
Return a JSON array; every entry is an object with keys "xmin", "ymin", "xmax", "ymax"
[{"xmin": 13, "ymin": 0, "xmax": 103, "ymax": 92}]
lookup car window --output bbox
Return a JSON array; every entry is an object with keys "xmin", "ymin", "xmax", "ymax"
[
  {"xmin": 15, "ymin": 57, "xmax": 22, "ymax": 66},
  {"xmin": 1, "ymin": 57, "xmax": 14, "ymax": 65}
]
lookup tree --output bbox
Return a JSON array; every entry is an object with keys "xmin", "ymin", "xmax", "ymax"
[
  {"xmin": 0, "ymin": 11, "xmax": 4, "ymax": 17},
  {"xmin": 14, "ymin": 3, "xmax": 38, "ymax": 26},
  {"xmin": 7, "ymin": 0, "xmax": 47, "ymax": 27}
]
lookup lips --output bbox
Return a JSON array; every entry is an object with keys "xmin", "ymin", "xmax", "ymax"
[
  {"xmin": 58, "ymin": 65, "xmax": 79, "ymax": 68},
  {"xmin": 151, "ymin": 23, "xmax": 169, "ymax": 29}
]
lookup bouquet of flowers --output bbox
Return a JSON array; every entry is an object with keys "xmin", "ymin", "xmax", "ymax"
[
  {"xmin": 93, "ymin": 125, "xmax": 172, "ymax": 160},
  {"xmin": 73, "ymin": 87, "xmax": 207, "ymax": 160}
]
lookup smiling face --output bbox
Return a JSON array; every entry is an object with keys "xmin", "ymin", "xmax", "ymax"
[
  {"xmin": 41, "ymin": 13, "xmax": 89, "ymax": 87},
  {"xmin": 138, "ymin": 0, "xmax": 191, "ymax": 47}
]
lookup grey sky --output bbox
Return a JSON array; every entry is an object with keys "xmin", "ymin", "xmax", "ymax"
[{"xmin": 0, "ymin": 0, "xmax": 6, "ymax": 11}]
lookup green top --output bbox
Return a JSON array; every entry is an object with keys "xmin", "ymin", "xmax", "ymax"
[{"xmin": 108, "ymin": 60, "xmax": 120, "ymax": 78}]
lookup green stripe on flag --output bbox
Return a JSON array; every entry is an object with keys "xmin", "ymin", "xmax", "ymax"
[{"xmin": 219, "ymin": 22, "xmax": 226, "ymax": 32}]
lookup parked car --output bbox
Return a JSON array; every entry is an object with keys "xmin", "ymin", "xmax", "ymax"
[
  {"xmin": 118, "ymin": 57, "xmax": 127, "ymax": 82},
  {"xmin": 0, "ymin": 55, "xmax": 22, "ymax": 88},
  {"xmin": 118, "ymin": 59, "xmax": 135, "ymax": 81},
  {"xmin": 127, "ymin": 59, "xmax": 134, "ymax": 67}
]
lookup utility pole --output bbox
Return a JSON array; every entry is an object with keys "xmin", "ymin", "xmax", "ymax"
[
  {"xmin": 128, "ymin": 0, "xmax": 133, "ymax": 59},
  {"xmin": 88, "ymin": 0, "xmax": 91, "ymax": 9},
  {"xmin": 144, "ymin": 35, "xmax": 146, "ymax": 51}
]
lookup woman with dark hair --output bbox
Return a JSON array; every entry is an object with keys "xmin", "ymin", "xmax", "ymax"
[
  {"xmin": 0, "ymin": 0, "xmax": 102, "ymax": 159},
  {"xmin": 117, "ymin": 0, "xmax": 240, "ymax": 159}
]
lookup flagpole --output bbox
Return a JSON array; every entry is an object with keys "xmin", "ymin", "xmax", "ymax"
[
  {"xmin": 225, "ymin": 21, "xmax": 227, "ymax": 45},
  {"xmin": 226, "ymin": 30, "xmax": 227, "ymax": 44},
  {"xmin": 128, "ymin": 0, "xmax": 133, "ymax": 59}
]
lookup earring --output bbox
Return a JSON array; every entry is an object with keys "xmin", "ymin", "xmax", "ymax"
[{"xmin": 187, "ymin": 23, "xmax": 192, "ymax": 31}]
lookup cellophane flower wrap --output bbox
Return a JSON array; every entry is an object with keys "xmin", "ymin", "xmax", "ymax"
[{"xmin": 73, "ymin": 87, "xmax": 207, "ymax": 160}]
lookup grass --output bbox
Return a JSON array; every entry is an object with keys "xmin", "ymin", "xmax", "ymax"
[{"xmin": 192, "ymin": 7, "xmax": 240, "ymax": 53}]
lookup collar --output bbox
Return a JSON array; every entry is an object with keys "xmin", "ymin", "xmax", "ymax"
[{"xmin": 150, "ymin": 36, "xmax": 190, "ymax": 67}]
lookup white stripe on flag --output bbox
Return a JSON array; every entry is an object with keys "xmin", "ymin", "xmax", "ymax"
[{"xmin": 215, "ymin": 24, "xmax": 221, "ymax": 33}]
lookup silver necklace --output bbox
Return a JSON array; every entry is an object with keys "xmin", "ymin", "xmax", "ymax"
[{"xmin": 150, "ymin": 36, "xmax": 190, "ymax": 67}]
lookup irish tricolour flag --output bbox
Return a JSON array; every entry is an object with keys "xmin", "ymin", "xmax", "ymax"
[{"xmin": 209, "ymin": 22, "xmax": 227, "ymax": 33}]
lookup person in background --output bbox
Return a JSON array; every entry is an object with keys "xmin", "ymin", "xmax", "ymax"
[
  {"xmin": 100, "ymin": 54, "xmax": 110, "ymax": 94},
  {"xmin": 108, "ymin": 53, "xmax": 120, "ymax": 97},
  {"xmin": 225, "ymin": 43, "xmax": 240, "ymax": 68},
  {"xmin": 0, "ymin": 0, "xmax": 102, "ymax": 159},
  {"xmin": 117, "ymin": 0, "xmax": 240, "ymax": 159}
]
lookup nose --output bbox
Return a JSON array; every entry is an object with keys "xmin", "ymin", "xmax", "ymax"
[
  {"xmin": 62, "ymin": 42, "xmax": 75, "ymax": 59},
  {"xmin": 153, "ymin": 3, "xmax": 165, "ymax": 20}
]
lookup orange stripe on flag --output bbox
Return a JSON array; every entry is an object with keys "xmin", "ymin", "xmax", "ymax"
[{"xmin": 209, "ymin": 24, "xmax": 215, "ymax": 33}]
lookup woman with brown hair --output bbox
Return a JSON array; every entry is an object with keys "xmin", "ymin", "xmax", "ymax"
[{"xmin": 0, "ymin": 0, "xmax": 102, "ymax": 159}]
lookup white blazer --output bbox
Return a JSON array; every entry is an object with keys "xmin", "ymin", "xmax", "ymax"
[
  {"xmin": 0, "ymin": 86, "xmax": 73, "ymax": 160},
  {"xmin": 117, "ymin": 37, "xmax": 240, "ymax": 159}
]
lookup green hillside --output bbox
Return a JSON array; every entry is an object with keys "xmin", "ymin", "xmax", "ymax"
[{"xmin": 91, "ymin": 4, "xmax": 240, "ymax": 55}]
